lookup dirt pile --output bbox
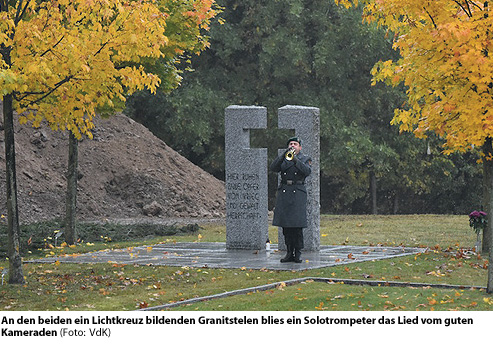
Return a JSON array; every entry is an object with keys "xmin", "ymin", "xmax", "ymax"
[{"xmin": 0, "ymin": 111, "xmax": 225, "ymax": 224}]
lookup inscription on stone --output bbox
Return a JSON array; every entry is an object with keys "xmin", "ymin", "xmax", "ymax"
[{"xmin": 226, "ymin": 172, "xmax": 261, "ymax": 219}]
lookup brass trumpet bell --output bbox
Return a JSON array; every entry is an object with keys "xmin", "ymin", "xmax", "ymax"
[{"xmin": 285, "ymin": 148, "xmax": 296, "ymax": 161}]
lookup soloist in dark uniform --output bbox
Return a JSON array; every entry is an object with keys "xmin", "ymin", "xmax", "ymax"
[{"xmin": 270, "ymin": 136, "xmax": 312, "ymax": 263}]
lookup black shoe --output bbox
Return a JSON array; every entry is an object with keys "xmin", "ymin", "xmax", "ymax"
[
  {"xmin": 280, "ymin": 246, "xmax": 294, "ymax": 263},
  {"xmin": 294, "ymin": 249, "xmax": 302, "ymax": 263},
  {"xmin": 280, "ymin": 252, "xmax": 294, "ymax": 263}
]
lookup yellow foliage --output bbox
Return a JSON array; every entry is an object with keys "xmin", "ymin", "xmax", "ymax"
[
  {"xmin": 335, "ymin": 0, "xmax": 493, "ymax": 153},
  {"xmin": 0, "ymin": 0, "xmax": 219, "ymax": 138}
]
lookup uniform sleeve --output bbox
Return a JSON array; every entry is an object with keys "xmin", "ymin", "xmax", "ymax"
[
  {"xmin": 294, "ymin": 155, "xmax": 312, "ymax": 176},
  {"xmin": 269, "ymin": 154, "xmax": 284, "ymax": 172}
]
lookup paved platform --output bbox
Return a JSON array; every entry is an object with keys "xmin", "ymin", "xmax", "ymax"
[{"xmin": 30, "ymin": 242, "xmax": 423, "ymax": 271}]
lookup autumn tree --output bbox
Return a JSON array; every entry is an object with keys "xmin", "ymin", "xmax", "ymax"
[
  {"xmin": 61, "ymin": 0, "xmax": 219, "ymax": 246},
  {"xmin": 335, "ymin": 0, "xmax": 493, "ymax": 292},
  {"xmin": 0, "ymin": 0, "xmax": 218, "ymax": 284}
]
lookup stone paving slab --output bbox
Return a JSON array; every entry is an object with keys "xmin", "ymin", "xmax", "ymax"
[{"xmin": 29, "ymin": 242, "xmax": 423, "ymax": 271}]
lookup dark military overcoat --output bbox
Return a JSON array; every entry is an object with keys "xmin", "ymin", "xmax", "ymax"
[{"xmin": 270, "ymin": 151, "xmax": 312, "ymax": 228}]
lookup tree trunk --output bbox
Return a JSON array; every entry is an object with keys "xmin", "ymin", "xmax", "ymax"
[
  {"xmin": 483, "ymin": 139, "xmax": 492, "ymax": 254},
  {"xmin": 393, "ymin": 191, "xmax": 399, "ymax": 214},
  {"xmin": 65, "ymin": 132, "xmax": 78, "ymax": 245},
  {"xmin": 3, "ymin": 94, "xmax": 25, "ymax": 284},
  {"xmin": 483, "ymin": 137, "xmax": 493, "ymax": 293},
  {"xmin": 370, "ymin": 170, "xmax": 377, "ymax": 215}
]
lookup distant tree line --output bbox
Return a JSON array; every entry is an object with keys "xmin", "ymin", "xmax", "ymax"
[{"xmin": 125, "ymin": 0, "xmax": 483, "ymax": 215}]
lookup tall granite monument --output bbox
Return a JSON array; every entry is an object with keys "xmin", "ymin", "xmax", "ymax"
[
  {"xmin": 225, "ymin": 105, "xmax": 320, "ymax": 251},
  {"xmin": 277, "ymin": 106, "xmax": 320, "ymax": 251},
  {"xmin": 225, "ymin": 106, "xmax": 268, "ymax": 250}
]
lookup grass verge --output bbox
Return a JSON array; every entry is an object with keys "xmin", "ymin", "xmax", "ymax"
[{"xmin": 0, "ymin": 214, "xmax": 491, "ymax": 311}]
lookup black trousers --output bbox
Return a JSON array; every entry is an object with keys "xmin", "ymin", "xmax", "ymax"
[{"xmin": 282, "ymin": 227, "xmax": 304, "ymax": 249}]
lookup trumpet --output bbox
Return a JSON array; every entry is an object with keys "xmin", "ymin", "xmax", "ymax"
[{"xmin": 285, "ymin": 147, "xmax": 296, "ymax": 161}]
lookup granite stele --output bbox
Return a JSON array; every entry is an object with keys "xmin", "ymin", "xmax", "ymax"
[{"xmin": 225, "ymin": 105, "xmax": 320, "ymax": 251}]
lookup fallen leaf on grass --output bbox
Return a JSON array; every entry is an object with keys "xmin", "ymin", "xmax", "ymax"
[
  {"xmin": 483, "ymin": 298, "xmax": 493, "ymax": 305},
  {"xmin": 428, "ymin": 298, "xmax": 437, "ymax": 305},
  {"xmin": 440, "ymin": 299, "xmax": 454, "ymax": 304},
  {"xmin": 276, "ymin": 282, "xmax": 286, "ymax": 291},
  {"xmin": 426, "ymin": 270, "xmax": 446, "ymax": 277},
  {"xmin": 99, "ymin": 288, "xmax": 110, "ymax": 296},
  {"xmin": 138, "ymin": 301, "xmax": 149, "ymax": 309}
]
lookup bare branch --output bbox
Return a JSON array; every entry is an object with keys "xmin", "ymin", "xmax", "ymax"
[
  {"xmin": 469, "ymin": 0, "xmax": 486, "ymax": 11},
  {"xmin": 453, "ymin": 0, "xmax": 487, "ymax": 16},
  {"xmin": 424, "ymin": 7, "xmax": 438, "ymax": 28},
  {"xmin": 40, "ymin": 35, "xmax": 65, "ymax": 57},
  {"xmin": 25, "ymin": 75, "xmax": 75, "ymax": 106},
  {"xmin": 15, "ymin": 0, "xmax": 32, "ymax": 25},
  {"xmin": 94, "ymin": 40, "xmax": 110, "ymax": 57}
]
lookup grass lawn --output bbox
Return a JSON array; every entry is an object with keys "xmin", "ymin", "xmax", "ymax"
[{"xmin": 1, "ymin": 214, "xmax": 492, "ymax": 311}]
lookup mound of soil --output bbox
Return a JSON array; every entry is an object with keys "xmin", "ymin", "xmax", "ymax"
[{"xmin": 0, "ymin": 111, "xmax": 225, "ymax": 224}]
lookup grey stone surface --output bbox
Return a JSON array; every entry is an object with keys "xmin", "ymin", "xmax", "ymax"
[
  {"xmin": 225, "ymin": 106, "xmax": 268, "ymax": 250},
  {"xmin": 224, "ymin": 105, "xmax": 320, "ymax": 252},
  {"xmin": 29, "ymin": 242, "xmax": 422, "ymax": 271},
  {"xmin": 277, "ymin": 106, "xmax": 320, "ymax": 251}
]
